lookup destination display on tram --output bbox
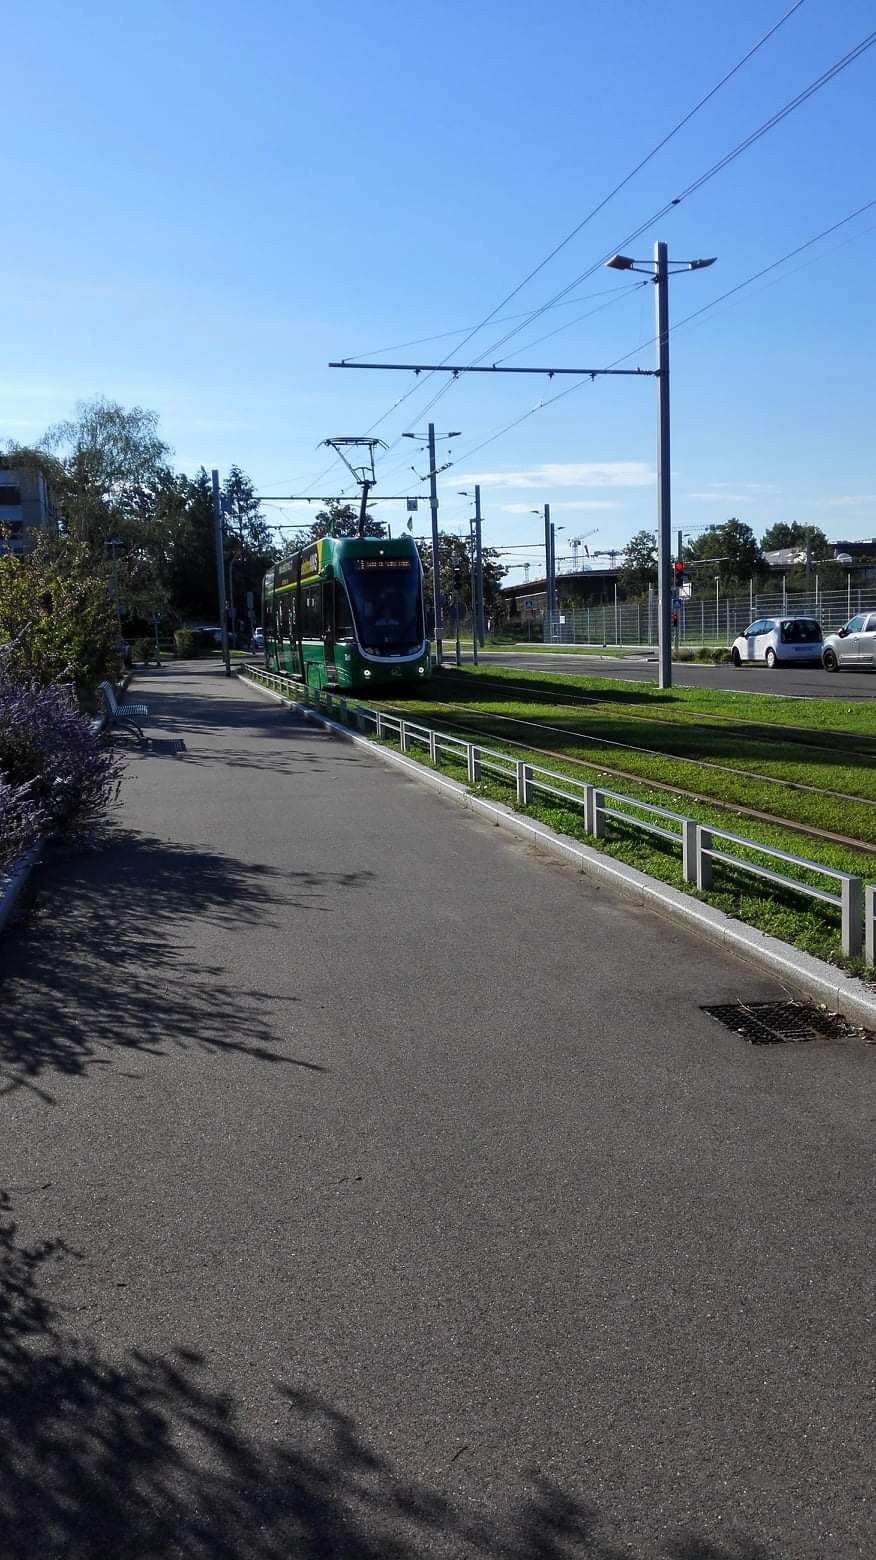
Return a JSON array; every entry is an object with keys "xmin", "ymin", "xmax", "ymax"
[{"xmin": 352, "ymin": 558, "xmax": 412, "ymax": 571}]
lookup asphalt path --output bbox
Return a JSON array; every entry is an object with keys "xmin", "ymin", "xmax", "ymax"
[
  {"xmin": 0, "ymin": 661, "xmax": 873, "ymax": 1559},
  {"xmin": 467, "ymin": 651, "xmax": 876, "ymax": 700}
]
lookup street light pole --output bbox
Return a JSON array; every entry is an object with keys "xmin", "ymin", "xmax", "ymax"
[
  {"xmin": 427, "ymin": 423, "xmax": 443, "ymax": 666},
  {"xmin": 212, "ymin": 469, "xmax": 231, "ymax": 678},
  {"xmin": 654, "ymin": 241, "xmax": 672, "ymax": 689},
  {"xmin": 606, "ymin": 245, "xmax": 715, "ymax": 689},
  {"xmin": 474, "ymin": 483, "xmax": 484, "ymax": 648}
]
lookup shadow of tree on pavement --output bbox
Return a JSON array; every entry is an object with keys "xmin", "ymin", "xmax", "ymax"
[
  {"xmin": 0, "ymin": 831, "xmax": 373, "ymax": 1096},
  {"xmin": 0, "ymin": 1193, "xmax": 775, "ymax": 1560}
]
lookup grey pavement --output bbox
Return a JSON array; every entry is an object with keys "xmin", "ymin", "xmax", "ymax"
[
  {"xmin": 468, "ymin": 651, "xmax": 876, "ymax": 700},
  {"xmin": 0, "ymin": 660, "xmax": 873, "ymax": 1560}
]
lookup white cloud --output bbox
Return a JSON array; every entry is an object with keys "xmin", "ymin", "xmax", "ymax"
[
  {"xmin": 827, "ymin": 495, "xmax": 876, "ymax": 507},
  {"xmin": 456, "ymin": 461, "xmax": 654, "ymax": 490},
  {"xmin": 687, "ymin": 492, "xmax": 752, "ymax": 503},
  {"xmin": 498, "ymin": 499, "xmax": 620, "ymax": 513}
]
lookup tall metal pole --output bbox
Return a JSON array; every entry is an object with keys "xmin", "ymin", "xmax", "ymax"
[
  {"xmin": 655, "ymin": 241, "xmax": 672, "ymax": 689},
  {"xmin": 469, "ymin": 518, "xmax": 479, "ymax": 666},
  {"xmin": 212, "ymin": 468, "xmax": 231, "ymax": 678},
  {"xmin": 550, "ymin": 518, "xmax": 557, "ymax": 624},
  {"xmin": 428, "ymin": 423, "xmax": 443, "ymax": 666},
  {"xmin": 474, "ymin": 483, "xmax": 484, "ymax": 648},
  {"xmin": 543, "ymin": 504, "xmax": 552, "ymax": 640}
]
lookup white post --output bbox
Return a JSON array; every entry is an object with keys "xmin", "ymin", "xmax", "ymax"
[
  {"xmin": 429, "ymin": 730, "xmax": 438, "ymax": 763},
  {"xmin": 515, "ymin": 761, "xmax": 532, "ymax": 805},
  {"xmin": 681, "ymin": 819, "xmax": 697, "ymax": 884},
  {"xmin": 400, "ymin": 720, "xmax": 408, "ymax": 753},
  {"xmin": 865, "ymin": 884, "xmax": 875, "ymax": 968},
  {"xmin": 467, "ymin": 744, "xmax": 481, "ymax": 784}
]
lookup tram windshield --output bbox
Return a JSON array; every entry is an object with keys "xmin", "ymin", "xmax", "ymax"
[{"xmin": 342, "ymin": 559, "xmax": 424, "ymax": 654}]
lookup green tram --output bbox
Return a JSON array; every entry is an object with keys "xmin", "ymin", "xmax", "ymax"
[{"xmin": 262, "ymin": 533, "xmax": 431, "ymax": 691}]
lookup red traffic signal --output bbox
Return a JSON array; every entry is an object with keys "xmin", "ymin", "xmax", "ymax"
[{"xmin": 673, "ymin": 559, "xmax": 685, "ymax": 576}]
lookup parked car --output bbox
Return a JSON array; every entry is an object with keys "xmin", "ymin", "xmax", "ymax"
[
  {"xmin": 729, "ymin": 617, "xmax": 823, "ymax": 669},
  {"xmin": 250, "ymin": 627, "xmax": 265, "ymax": 654},
  {"xmin": 822, "ymin": 612, "xmax": 876, "ymax": 671}
]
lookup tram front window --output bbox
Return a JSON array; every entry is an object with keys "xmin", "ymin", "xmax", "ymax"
[{"xmin": 343, "ymin": 562, "xmax": 423, "ymax": 654}]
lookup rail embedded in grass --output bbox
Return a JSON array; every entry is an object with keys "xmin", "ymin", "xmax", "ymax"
[{"xmin": 239, "ymin": 664, "xmax": 876, "ymax": 969}]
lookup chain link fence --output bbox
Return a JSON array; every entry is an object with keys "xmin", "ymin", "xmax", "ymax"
[{"xmin": 540, "ymin": 584, "xmax": 876, "ymax": 647}]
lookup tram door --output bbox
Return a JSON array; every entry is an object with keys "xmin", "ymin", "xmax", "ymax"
[{"xmin": 323, "ymin": 582, "xmax": 337, "ymax": 684}]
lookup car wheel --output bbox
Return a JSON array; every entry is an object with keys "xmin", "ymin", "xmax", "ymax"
[
  {"xmin": 731, "ymin": 647, "xmax": 741, "ymax": 667},
  {"xmin": 765, "ymin": 648, "xmax": 777, "ymax": 668},
  {"xmin": 823, "ymin": 649, "xmax": 838, "ymax": 673}
]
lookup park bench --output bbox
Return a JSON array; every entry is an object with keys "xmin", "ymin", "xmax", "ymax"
[{"xmin": 98, "ymin": 680, "xmax": 149, "ymax": 743}]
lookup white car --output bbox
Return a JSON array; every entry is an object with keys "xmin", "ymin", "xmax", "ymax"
[
  {"xmin": 821, "ymin": 612, "xmax": 876, "ymax": 671},
  {"xmin": 730, "ymin": 616, "xmax": 823, "ymax": 669}
]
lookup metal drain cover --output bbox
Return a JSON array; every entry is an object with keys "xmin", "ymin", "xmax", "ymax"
[{"xmin": 700, "ymin": 1000, "xmax": 861, "ymax": 1046}]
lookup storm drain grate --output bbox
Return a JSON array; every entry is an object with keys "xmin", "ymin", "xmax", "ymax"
[{"xmin": 700, "ymin": 1000, "xmax": 860, "ymax": 1046}]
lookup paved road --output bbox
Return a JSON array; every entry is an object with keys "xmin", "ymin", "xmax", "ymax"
[
  {"xmin": 1, "ymin": 662, "xmax": 873, "ymax": 1559},
  {"xmin": 466, "ymin": 651, "xmax": 876, "ymax": 700}
]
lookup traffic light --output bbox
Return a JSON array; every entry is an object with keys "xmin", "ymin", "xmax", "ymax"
[
  {"xmin": 673, "ymin": 558, "xmax": 686, "ymax": 586},
  {"xmin": 451, "ymin": 553, "xmax": 463, "ymax": 586}
]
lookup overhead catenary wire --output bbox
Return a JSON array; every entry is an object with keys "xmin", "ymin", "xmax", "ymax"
[
  {"xmin": 329, "ymin": 2, "xmax": 810, "ymax": 478},
  {"xmin": 347, "ymin": 23, "xmax": 874, "ymax": 501},
  {"xmin": 441, "ymin": 196, "xmax": 876, "ymax": 473}
]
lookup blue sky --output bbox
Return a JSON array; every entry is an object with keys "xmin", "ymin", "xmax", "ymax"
[{"xmin": 4, "ymin": 0, "xmax": 875, "ymax": 577}]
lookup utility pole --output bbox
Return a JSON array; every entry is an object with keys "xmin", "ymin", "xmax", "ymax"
[
  {"xmin": 468, "ymin": 518, "xmax": 479, "ymax": 666},
  {"xmin": 543, "ymin": 503, "xmax": 555, "ymax": 640},
  {"xmin": 428, "ymin": 422, "xmax": 444, "ymax": 666},
  {"xmin": 675, "ymin": 525, "xmax": 683, "ymax": 653},
  {"xmin": 212, "ymin": 469, "xmax": 231, "ymax": 678},
  {"xmin": 655, "ymin": 241, "xmax": 672, "ymax": 688},
  {"xmin": 474, "ymin": 483, "xmax": 484, "ymax": 649}
]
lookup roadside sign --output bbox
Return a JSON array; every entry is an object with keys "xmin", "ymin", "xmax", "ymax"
[
  {"xmin": 406, "ymin": 498, "xmax": 418, "ymax": 512},
  {"xmin": 679, "ymin": 582, "xmax": 692, "ymax": 600}
]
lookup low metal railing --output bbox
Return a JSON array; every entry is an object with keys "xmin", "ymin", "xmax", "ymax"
[{"xmin": 241, "ymin": 664, "xmax": 872, "ymax": 961}]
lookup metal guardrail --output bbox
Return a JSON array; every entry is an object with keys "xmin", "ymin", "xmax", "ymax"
[{"xmin": 242, "ymin": 664, "xmax": 874, "ymax": 962}]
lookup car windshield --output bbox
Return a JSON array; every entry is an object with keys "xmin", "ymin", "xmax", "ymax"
[
  {"xmin": 342, "ymin": 560, "xmax": 423, "ymax": 653},
  {"xmin": 779, "ymin": 619, "xmax": 821, "ymax": 643}
]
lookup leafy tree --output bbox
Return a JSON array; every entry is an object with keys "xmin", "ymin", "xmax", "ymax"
[
  {"xmin": 761, "ymin": 521, "xmax": 831, "ymax": 557},
  {"xmin": 302, "ymin": 501, "xmax": 385, "ymax": 544},
  {"xmin": 685, "ymin": 518, "xmax": 765, "ymax": 591},
  {"xmin": 0, "ymin": 533, "xmax": 118, "ymax": 692},
  {"xmin": 418, "ymin": 532, "xmax": 506, "ymax": 631},
  {"xmin": 35, "ymin": 396, "xmax": 171, "ymax": 555},
  {"xmin": 619, "ymin": 529, "xmax": 657, "ymax": 598}
]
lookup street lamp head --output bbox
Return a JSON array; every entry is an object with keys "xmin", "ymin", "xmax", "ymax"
[
  {"xmin": 446, "ymin": 432, "xmax": 462, "ymax": 439},
  {"xmin": 605, "ymin": 254, "xmax": 636, "ymax": 270},
  {"xmin": 688, "ymin": 257, "xmax": 717, "ymax": 271}
]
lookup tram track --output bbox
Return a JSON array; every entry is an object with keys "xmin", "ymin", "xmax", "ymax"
[
  {"xmin": 436, "ymin": 669, "xmax": 876, "ymax": 763},
  {"xmin": 422, "ymin": 699, "xmax": 876, "ymax": 812},
  {"xmin": 375, "ymin": 699, "xmax": 876, "ymax": 859}
]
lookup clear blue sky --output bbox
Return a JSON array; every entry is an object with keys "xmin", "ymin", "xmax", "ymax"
[{"xmin": 5, "ymin": 0, "xmax": 875, "ymax": 574}]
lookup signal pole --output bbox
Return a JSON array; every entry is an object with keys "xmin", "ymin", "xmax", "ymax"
[
  {"xmin": 654, "ymin": 241, "xmax": 672, "ymax": 689},
  {"xmin": 543, "ymin": 504, "xmax": 552, "ymax": 640}
]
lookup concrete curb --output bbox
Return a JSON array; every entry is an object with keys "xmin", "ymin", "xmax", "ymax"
[
  {"xmin": 0, "ymin": 842, "xmax": 44, "ymax": 936},
  {"xmin": 238, "ymin": 672, "xmax": 876, "ymax": 1029}
]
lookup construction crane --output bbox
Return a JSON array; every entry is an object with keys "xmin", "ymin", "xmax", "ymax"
[{"xmin": 566, "ymin": 528, "xmax": 599, "ymax": 574}]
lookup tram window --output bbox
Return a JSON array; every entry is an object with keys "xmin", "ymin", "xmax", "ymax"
[
  {"xmin": 334, "ymin": 581, "xmax": 354, "ymax": 638},
  {"xmin": 279, "ymin": 598, "xmax": 290, "ymax": 640},
  {"xmin": 302, "ymin": 588, "xmax": 322, "ymax": 637}
]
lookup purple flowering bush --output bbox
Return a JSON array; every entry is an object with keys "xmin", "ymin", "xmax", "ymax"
[{"xmin": 0, "ymin": 671, "xmax": 120, "ymax": 874}]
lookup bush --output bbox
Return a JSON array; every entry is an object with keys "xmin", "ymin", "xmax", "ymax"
[
  {"xmin": 132, "ymin": 637, "xmax": 153, "ymax": 665},
  {"xmin": 0, "ymin": 776, "xmax": 44, "ymax": 875},
  {"xmin": 694, "ymin": 645, "xmax": 714, "ymax": 661},
  {"xmin": 0, "ymin": 671, "xmax": 120, "ymax": 844},
  {"xmin": 711, "ymin": 647, "xmax": 731, "ymax": 664},
  {"xmin": 0, "ymin": 534, "xmax": 118, "ymax": 694},
  {"xmin": 674, "ymin": 646, "xmax": 694, "ymax": 662},
  {"xmin": 174, "ymin": 628, "xmax": 196, "ymax": 658}
]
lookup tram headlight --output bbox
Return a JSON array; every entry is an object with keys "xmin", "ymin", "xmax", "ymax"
[
  {"xmin": 418, "ymin": 666, "xmax": 425, "ymax": 675},
  {"xmin": 363, "ymin": 669, "xmax": 372, "ymax": 679}
]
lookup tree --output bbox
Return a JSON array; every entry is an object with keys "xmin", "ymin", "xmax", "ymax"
[
  {"xmin": 418, "ymin": 532, "xmax": 506, "ymax": 632},
  {"xmin": 36, "ymin": 396, "xmax": 171, "ymax": 555},
  {"xmin": 685, "ymin": 519, "xmax": 765, "ymax": 591},
  {"xmin": 301, "ymin": 501, "xmax": 385, "ymax": 544},
  {"xmin": 619, "ymin": 529, "xmax": 657, "ymax": 599},
  {"xmin": 761, "ymin": 521, "xmax": 831, "ymax": 558},
  {"xmin": 0, "ymin": 533, "xmax": 118, "ymax": 692}
]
